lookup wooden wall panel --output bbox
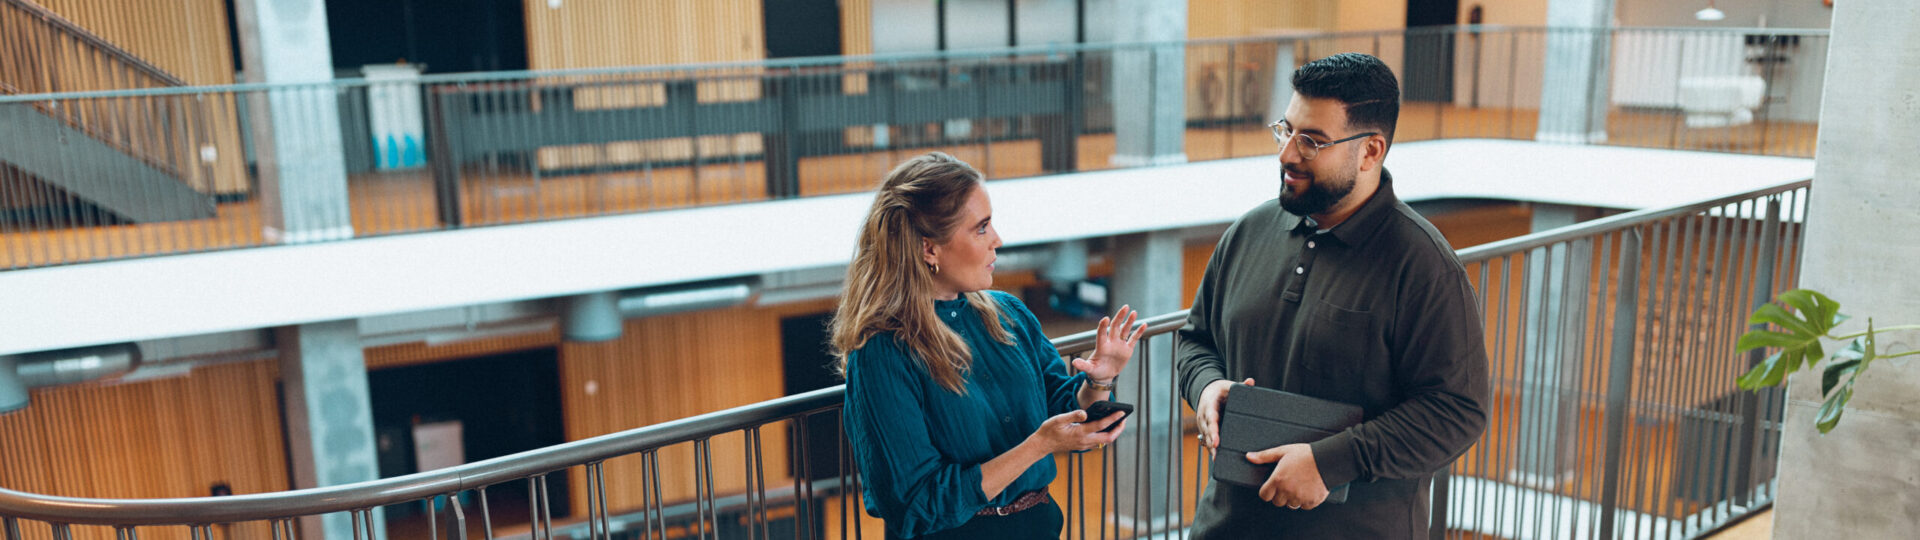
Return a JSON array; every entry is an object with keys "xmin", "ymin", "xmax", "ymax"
[
  {"xmin": 364, "ymin": 327, "xmax": 563, "ymax": 371},
  {"xmin": 0, "ymin": 359, "xmax": 287, "ymax": 540},
  {"xmin": 521, "ymin": 0, "xmax": 767, "ymax": 170},
  {"xmin": 523, "ymin": 0, "xmax": 765, "ymax": 71},
  {"xmin": 33, "ymin": 0, "xmax": 236, "ymax": 86},
  {"xmin": 557, "ymin": 299, "xmax": 837, "ymax": 517},
  {"xmin": 2, "ymin": 0, "xmax": 247, "ymax": 195}
]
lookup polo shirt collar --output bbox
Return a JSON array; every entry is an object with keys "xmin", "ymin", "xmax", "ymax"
[{"xmin": 1284, "ymin": 168, "xmax": 1399, "ymax": 247}]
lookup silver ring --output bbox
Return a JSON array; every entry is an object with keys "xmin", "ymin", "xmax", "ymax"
[{"xmin": 1288, "ymin": 505, "xmax": 1300, "ymax": 510}]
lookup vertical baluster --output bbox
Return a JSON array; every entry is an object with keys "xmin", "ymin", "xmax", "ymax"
[
  {"xmin": 583, "ymin": 464, "xmax": 601, "ymax": 540},
  {"xmin": 1163, "ymin": 331, "xmax": 1180, "ymax": 539},
  {"xmin": 583, "ymin": 463, "xmax": 602, "ymax": 540},
  {"xmin": 793, "ymin": 416, "xmax": 816, "ymax": 540},
  {"xmin": 478, "ymin": 487, "xmax": 496, "ymax": 540},
  {"xmin": 427, "ymin": 494, "xmax": 439, "ymax": 540},
  {"xmin": 451, "ymin": 490, "xmax": 470, "ymax": 540},
  {"xmin": 834, "ymin": 421, "xmax": 849, "ymax": 540},
  {"xmin": 350, "ymin": 510, "xmax": 366, "ymax": 540},
  {"xmin": 695, "ymin": 440, "xmax": 718, "ymax": 534},
  {"xmin": 1065, "ymin": 450, "xmax": 1078, "ymax": 540},
  {"xmin": 597, "ymin": 463, "xmax": 613, "ymax": 540},
  {"xmin": 648, "ymin": 451, "xmax": 666, "ymax": 540},
  {"xmin": 1129, "ymin": 332, "xmax": 1145, "ymax": 537},
  {"xmin": 539, "ymin": 475, "xmax": 554, "ymax": 540},
  {"xmin": 3, "ymin": 518, "xmax": 20, "ymax": 540},
  {"xmin": 753, "ymin": 426, "xmax": 772, "ymax": 540},
  {"xmin": 526, "ymin": 478, "xmax": 539, "ymax": 540},
  {"xmin": 1100, "ymin": 437, "xmax": 1111, "ymax": 540}
]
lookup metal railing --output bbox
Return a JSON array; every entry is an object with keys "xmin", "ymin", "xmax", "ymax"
[
  {"xmin": 0, "ymin": 177, "xmax": 1809, "ymax": 539},
  {"xmin": 1, "ymin": 26, "xmax": 1827, "ymax": 270}
]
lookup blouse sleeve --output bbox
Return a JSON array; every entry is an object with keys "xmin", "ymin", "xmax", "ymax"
[
  {"xmin": 842, "ymin": 338, "xmax": 990, "ymax": 536},
  {"xmin": 994, "ymin": 291, "xmax": 1086, "ymax": 416}
]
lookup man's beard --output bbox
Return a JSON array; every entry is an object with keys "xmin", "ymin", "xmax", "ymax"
[{"xmin": 1279, "ymin": 163, "xmax": 1357, "ymax": 217}]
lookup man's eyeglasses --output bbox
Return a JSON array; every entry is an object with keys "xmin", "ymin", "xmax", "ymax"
[{"xmin": 1268, "ymin": 121, "xmax": 1376, "ymax": 160}]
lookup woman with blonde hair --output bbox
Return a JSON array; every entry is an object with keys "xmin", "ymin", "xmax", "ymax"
[{"xmin": 836, "ymin": 152, "xmax": 1143, "ymax": 539}]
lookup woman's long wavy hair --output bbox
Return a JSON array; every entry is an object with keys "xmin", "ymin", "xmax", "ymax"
[{"xmin": 831, "ymin": 152, "xmax": 1013, "ymax": 394}]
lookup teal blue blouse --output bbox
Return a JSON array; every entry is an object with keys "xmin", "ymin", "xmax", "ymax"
[{"xmin": 842, "ymin": 290, "xmax": 1087, "ymax": 538}]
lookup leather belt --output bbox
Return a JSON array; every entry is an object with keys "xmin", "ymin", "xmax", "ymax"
[{"xmin": 975, "ymin": 491, "xmax": 1051, "ymax": 517}]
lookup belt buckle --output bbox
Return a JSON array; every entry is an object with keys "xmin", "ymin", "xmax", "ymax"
[{"xmin": 993, "ymin": 505, "xmax": 1012, "ymax": 516}]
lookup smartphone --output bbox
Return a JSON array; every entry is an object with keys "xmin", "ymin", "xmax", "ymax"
[{"xmin": 1082, "ymin": 400, "xmax": 1135, "ymax": 433}]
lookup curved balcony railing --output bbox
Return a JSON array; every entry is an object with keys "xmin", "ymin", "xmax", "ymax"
[
  {"xmin": 3, "ymin": 176, "xmax": 1808, "ymax": 539},
  {"xmin": 2, "ymin": 26, "xmax": 1829, "ymax": 270}
]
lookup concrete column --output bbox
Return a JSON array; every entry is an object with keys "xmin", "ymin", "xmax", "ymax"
[
  {"xmin": 234, "ymin": 0, "xmax": 353, "ymax": 243},
  {"xmin": 1106, "ymin": 231, "xmax": 1184, "ymax": 526},
  {"xmin": 277, "ymin": 320, "xmax": 384, "ymax": 540},
  {"xmin": 1510, "ymin": 204, "xmax": 1598, "ymax": 487},
  {"xmin": 1108, "ymin": 0, "xmax": 1187, "ymax": 167},
  {"xmin": 1534, "ymin": 0, "xmax": 1614, "ymax": 144},
  {"xmin": 1772, "ymin": 2, "xmax": 1920, "ymax": 538}
]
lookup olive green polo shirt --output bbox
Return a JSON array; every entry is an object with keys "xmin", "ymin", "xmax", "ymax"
[{"xmin": 1176, "ymin": 170, "xmax": 1490, "ymax": 539}]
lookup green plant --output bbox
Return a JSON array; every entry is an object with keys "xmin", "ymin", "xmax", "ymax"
[{"xmin": 1736, "ymin": 289, "xmax": 1920, "ymax": 433}]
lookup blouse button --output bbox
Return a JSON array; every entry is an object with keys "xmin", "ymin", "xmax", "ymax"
[
  {"xmin": 1307, "ymin": 240, "xmax": 1316, "ymax": 249},
  {"xmin": 949, "ymin": 311, "xmax": 958, "ymax": 317},
  {"xmin": 1295, "ymin": 266, "xmax": 1305, "ymax": 275}
]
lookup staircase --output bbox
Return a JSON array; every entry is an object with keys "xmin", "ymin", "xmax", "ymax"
[{"xmin": 0, "ymin": 0, "xmax": 215, "ymax": 223}]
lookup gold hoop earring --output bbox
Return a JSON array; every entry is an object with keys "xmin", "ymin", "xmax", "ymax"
[{"xmin": 930, "ymin": 263, "xmax": 941, "ymax": 275}]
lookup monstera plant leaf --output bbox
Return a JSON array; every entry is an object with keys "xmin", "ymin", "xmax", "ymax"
[
  {"xmin": 1737, "ymin": 289, "xmax": 1918, "ymax": 434},
  {"xmin": 1736, "ymin": 289, "xmax": 1847, "ymax": 389}
]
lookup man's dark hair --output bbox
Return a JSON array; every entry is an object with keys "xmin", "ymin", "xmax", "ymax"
[{"xmin": 1291, "ymin": 52, "xmax": 1400, "ymax": 153}]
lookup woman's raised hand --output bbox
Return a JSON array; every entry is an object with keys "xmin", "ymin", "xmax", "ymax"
[{"xmin": 1071, "ymin": 304, "xmax": 1146, "ymax": 384}]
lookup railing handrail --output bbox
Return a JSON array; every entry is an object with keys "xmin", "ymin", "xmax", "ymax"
[
  {"xmin": 0, "ymin": 176, "xmax": 1810, "ymax": 526},
  {"xmin": 0, "ymin": 24, "xmax": 1831, "ymax": 105},
  {"xmin": 1455, "ymin": 177, "xmax": 1812, "ymax": 263},
  {"xmin": 0, "ymin": 0, "xmax": 189, "ymax": 88}
]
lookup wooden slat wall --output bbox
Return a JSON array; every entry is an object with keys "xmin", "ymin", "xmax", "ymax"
[
  {"xmin": 557, "ymin": 298, "xmax": 836, "ymax": 515},
  {"xmin": 521, "ymin": 0, "xmax": 767, "ymax": 170},
  {"xmin": 523, "ymin": 0, "xmax": 765, "ymax": 70},
  {"xmin": 5, "ymin": 0, "xmax": 249, "ymax": 194},
  {"xmin": 0, "ymin": 359, "xmax": 287, "ymax": 540},
  {"xmin": 364, "ymin": 327, "xmax": 564, "ymax": 371},
  {"xmin": 34, "ymin": 0, "xmax": 236, "ymax": 86}
]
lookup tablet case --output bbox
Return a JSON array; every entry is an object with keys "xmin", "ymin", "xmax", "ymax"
[{"xmin": 1209, "ymin": 383, "xmax": 1365, "ymax": 503}]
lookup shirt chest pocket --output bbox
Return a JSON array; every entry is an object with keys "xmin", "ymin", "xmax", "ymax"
[{"xmin": 1301, "ymin": 301, "xmax": 1381, "ymax": 377}]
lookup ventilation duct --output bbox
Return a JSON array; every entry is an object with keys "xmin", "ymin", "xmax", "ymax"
[
  {"xmin": 0, "ymin": 343, "xmax": 142, "ymax": 413},
  {"xmin": 562, "ymin": 279, "xmax": 759, "ymax": 342}
]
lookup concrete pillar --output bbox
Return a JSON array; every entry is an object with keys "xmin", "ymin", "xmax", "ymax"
[
  {"xmin": 277, "ymin": 320, "xmax": 384, "ymax": 540},
  {"xmin": 1108, "ymin": 0, "xmax": 1188, "ymax": 167},
  {"xmin": 1772, "ymin": 2, "xmax": 1920, "ymax": 537},
  {"xmin": 1106, "ymin": 230, "xmax": 1184, "ymax": 527},
  {"xmin": 1534, "ymin": 0, "xmax": 1614, "ymax": 144},
  {"xmin": 1510, "ymin": 204, "xmax": 1599, "ymax": 487},
  {"xmin": 233, "ymin": 0, "xmax": 353, "ymax": 243}
]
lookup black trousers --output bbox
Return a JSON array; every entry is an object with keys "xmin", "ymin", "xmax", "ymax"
[{"xmin": 886, "ymin": 499, "xmax": 1063, "ymax": 540}]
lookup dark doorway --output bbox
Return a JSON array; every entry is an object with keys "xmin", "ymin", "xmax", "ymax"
[
  {"xmin": 368, "ymin": 347, "xmax": 566, "ymax": 535},
  {"xmin": 781, "ymin": 311, "xmax": 843, "ymax": 482},
  {"xmin": 763, "ymin": 0, "xmax": 843, "ymax": 59},
  {"xmin": 781, "ymin": 311, "xmax": 840, "ymax": 540},
  {"xmin": 321, "ymin": 0, "xmax": 527, "ymax": 74},
  {"xmin": 1403, "ymin": 0, "xmax": 1459, "ymax": 102}
]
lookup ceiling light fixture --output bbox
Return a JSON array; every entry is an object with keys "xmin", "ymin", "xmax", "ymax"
[{"xmin": 1696, "ymin": 1, "xmax": 1727, "ymax": 21}]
